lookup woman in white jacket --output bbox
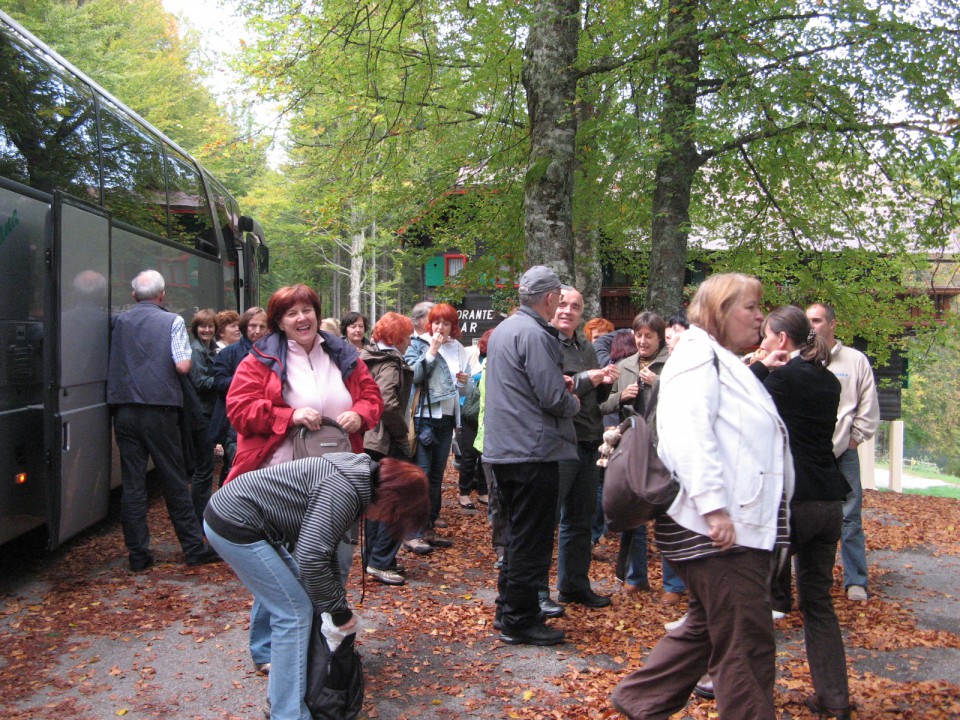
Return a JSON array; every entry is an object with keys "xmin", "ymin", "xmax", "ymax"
[{"xmin": 612, "ymin": 273, "xmax": 794, "ymax": 720}]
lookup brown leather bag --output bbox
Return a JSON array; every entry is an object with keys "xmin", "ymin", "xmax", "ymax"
[{"xmin": 291, "ymin": 417, "xmax": 352, "ymax": 459}]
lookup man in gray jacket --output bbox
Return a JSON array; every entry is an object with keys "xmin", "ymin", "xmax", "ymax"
[{"xmin": 484, "ymin": 266, "xmax": 580, "ymax": 646}]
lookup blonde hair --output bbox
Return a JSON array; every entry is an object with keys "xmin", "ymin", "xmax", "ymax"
[{"xmin": 687, "ymin": 273, "xmax": 762, "ymax": 350}]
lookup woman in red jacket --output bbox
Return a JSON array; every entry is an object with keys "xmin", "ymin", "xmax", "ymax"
[
  {"xmin": 225, "ymin": 284, "xmax": 383, "ymax": 482},
  {"xmin": 225, "ymin": 283, "xmax": 383, "ymax": 677}
]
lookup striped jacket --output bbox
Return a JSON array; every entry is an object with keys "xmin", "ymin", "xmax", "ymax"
[{"xmin": 204, "ymin": 454, "xmax": 372, "ymax": 625}]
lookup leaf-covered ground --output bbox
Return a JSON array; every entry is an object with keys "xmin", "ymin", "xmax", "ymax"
[{"xmin": 1, "ymin": 467, "xmax": 958, "ymax": 719}]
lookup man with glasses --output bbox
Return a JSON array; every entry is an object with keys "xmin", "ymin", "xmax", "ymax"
[{"xmin": 483, "ymin": 266, "xmax": 580, "ymax": 646}]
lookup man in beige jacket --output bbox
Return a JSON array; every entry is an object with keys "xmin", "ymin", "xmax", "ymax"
[{"xmin": 807, "ymin": 303, "xmax": 880, "ymax": 601}]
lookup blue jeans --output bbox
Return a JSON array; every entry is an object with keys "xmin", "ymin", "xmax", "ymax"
[
  {"xmin": 838, "ymin": 448, "xmax": 868, "ymax": 590},
  {"xmin": 662, "ymin": 558, "xmax": 686, "ymax": 594},
  {"xmin": 414, "ymin": 415, "xmax": 456, "ymax": 527},
  {"xmin": 591, "ymin": 470, "xmax": 606, "ymax": 544},
  {"xmin": 625, "ymin": 526, "xmax": 648, "ymax": 587},
  {"xmin": 204, "ymin": 523, "xmax": 313, "ymax": 720},
  {"xmin": 250, "ymin": 531, "xmax": 355, "ymax": 666}
]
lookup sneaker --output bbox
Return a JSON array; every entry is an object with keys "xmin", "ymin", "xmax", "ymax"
[
  {"xmin": 366, "ymin": 566, "xmax": 405, "ymax": 586},
  {"xmin": 433, "ymin": 518, "xmax": 449, "ymax": 529},
  {"xmin": 660, "ymin": 591, "xmax": 683, "ymax": 605},
  {"xmin": 664, "ymin": 613, "xmax": 687, "ymax": 632},
  {"xmin": 499, "ymin": 621, "xmax": 565, "ymax": 646},
  {"xmin": 255, "ymin": 662, "xmax": 270, "ymax": 675},
  {"xmin": 402, "ymin": 538, "xmax": 434, "ymax": 555},
  {"xmin": 494, "ymin": 555, "xmax": 504, "ymax": 570},
  {"xmin": 772, "ymin": 610, "xmax": 787, "ymax": 620},
  {"xmin": 846, "ymin": 585, "xmax": 868, "ymax": 601}
]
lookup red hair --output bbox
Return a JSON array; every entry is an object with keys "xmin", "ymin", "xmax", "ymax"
[
  {"xmin": 371, "ymin": 312, "xmax": 414, "ymax": 348},
  {"xmin": 428, "ymin": 303, "xmax": 462, "ymax": 340},
  {"xmin": 584, "ymin": 318, "xmax": 614, "ymax": 342},
  {"xmin": 370, "ymin": 458, "xmax": 430, "ymax": 540},
  {"xmin": 266, "ymin": 285, "xmax": 322, "ymax": 333}
]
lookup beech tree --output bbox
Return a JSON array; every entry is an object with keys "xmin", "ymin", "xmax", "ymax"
[{"xmin": 235, "ymin": 0, "xmax": 958, "ymax": 348}]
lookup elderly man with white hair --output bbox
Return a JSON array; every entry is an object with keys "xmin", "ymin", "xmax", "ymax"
[{"xmin": 106, "ymin": 270, "xmax": 221, "ymax": 572}]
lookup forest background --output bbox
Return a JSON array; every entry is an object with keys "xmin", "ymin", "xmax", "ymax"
[{"xmin": 5, "ymin": 0, "xmax": 960, "ymax": 473}]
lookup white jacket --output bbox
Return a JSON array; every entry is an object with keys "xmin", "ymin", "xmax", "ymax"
[{"xmin": 656, "ymin": 326, "xmax": 795, "ymax": 551}]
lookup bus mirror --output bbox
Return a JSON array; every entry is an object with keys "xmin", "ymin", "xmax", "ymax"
[{"xmin": 258, "ymin": 245, "xmax": 269, "ymax": 274}]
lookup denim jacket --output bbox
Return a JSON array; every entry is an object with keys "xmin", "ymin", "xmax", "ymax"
[{"xmin": 405, "ymin": 334, "xmax": 474, "ymax": 419}]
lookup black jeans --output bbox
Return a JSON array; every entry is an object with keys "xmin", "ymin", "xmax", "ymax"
[
  {"xmin": 494, "ymin": 461, "xmax": 560, "ymax": 630},
  {"xmin": 113, "ymin": 404, "xmax": 206, "ymax": 565},
  {"xmin": 792, "ymin": 500, "xmax": 850, "ymax": 710},
  {"xmin": 457, "ymin": 422, "xmax": 488, "ymax": 497}
]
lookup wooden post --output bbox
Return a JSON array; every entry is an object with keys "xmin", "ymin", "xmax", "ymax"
[{"xmin": 889, "ymin": 419, "xmax": 904, "ymax": 493}]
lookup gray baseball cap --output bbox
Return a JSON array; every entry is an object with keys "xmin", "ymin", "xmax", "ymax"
[{"xmin": 518, "ymin": 265, "xmax": 570, "ymax": 295}]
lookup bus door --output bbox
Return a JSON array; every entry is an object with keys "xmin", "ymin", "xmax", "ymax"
[{"xmin": 44, "ymin": 193, "xmax": 111, "ymax": 549}]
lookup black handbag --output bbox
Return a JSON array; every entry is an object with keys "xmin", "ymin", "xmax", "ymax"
[{"xmin": 291, "ymin": 417, "xmax": 352, "ymax": 460}]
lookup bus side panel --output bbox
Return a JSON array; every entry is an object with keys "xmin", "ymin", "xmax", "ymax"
[
  {"xmin": 48, "ymin": 196, "xmax": 111, "ymax": 547},
  {"xmin": 0, "ymin": 186, "xmax": 47, "ymax": 545}
]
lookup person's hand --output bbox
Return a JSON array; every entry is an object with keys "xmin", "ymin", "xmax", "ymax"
[
  {"xmin": 619, "ymin": 382, "xmax": 640, "ymax": 402},
  {"xmin": 704, "ymin": 509, "xmax": 735, "ymax": 549},
  {"xmin": 428, "ymin": 333, "xmax": 444, "ymax": 354},
  {"xmin": 336, "ymin": 410, "xmax": 362, "ymax": 434},
  {"xmin": 456, "ymin": 371, "xmax": 469, "ymax": 385},
  {"xmin": 848, "ymin": 439, "xmax": 860, "ymax": 450},
  {"xmin": 760, "ymin": 349, "xmax": 789, "ymax": 369},
  {"xmin": 585, "ymin": 368, "xmax": 608, "ymax": 387},
  {"xmin": 338, "ymin": 615, "xmax": 358, "ymax": 633},
  {"xmin": 564, "ymin": 375, "xmax": 575, "ymax": 392},
  {"xmin": 638, "ymin": 366, "xmax": 658, "ymax": 385},
  {"xmin": 292, "ymin": 406, "xmax": 322, "ymax": 430},
  {"xmin": 601, "ymin": 364, "xmax": 620, "ymax": 385}
]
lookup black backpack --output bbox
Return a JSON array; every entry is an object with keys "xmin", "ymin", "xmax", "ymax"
[{"xmin": 306, "ymin": 610, "xmax": 364, "ymax": 720}]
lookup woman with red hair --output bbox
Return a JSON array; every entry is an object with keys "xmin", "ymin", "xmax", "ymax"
[
  {"xmin": 204, "ymin": 454, "xmax": 428, "ymax": 720},
  {"xmin": 225, "ymin": 284, "xmax": 383, "ymax": 480},
  {"xmin": 403, "ymin": 302, "xmax": 479, "ymax": 552},
  {"xmin": 224, "ymin": 284, "xmax": 383, "ymax": 677},
  {"xmin": 360, "ymin": 312, "xmax": 416, "ymax": 585}
]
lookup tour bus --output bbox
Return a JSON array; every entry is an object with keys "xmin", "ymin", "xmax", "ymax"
[{"xmin": 0, "ymin": 11, "xmax": 268, "ymax": 549}]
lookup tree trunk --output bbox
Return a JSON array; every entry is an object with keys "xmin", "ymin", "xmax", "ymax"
[
  {"xmin": 646, "ymin": 0, "xmax": 701, "ymax": 317},
  {"xmin": 522, "ymin": 0, "xmax": 580, "ymax": 283},
  {"xmin": 349, "ymin": 228, "xmax": 364, "ymax": 312}
]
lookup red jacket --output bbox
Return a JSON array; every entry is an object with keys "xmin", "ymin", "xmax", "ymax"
[{"xmin": 225, "ymin": 331, "xmax": 383, "ymax": 482}]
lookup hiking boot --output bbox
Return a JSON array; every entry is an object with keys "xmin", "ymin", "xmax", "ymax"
[{"xmin": 499, "ymin": 621, "xmax": 565, "ymax": 646}]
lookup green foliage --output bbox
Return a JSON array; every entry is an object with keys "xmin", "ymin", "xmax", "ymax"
[
  {"xmin": 902, "ymin": 329, "xmax": 960, "ymax": 476},
  {"xmin": 9, "ymin": 0, "xmax": 268, "ymax": 198}
]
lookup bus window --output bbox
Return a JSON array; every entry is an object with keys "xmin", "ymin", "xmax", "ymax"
[
  {"xmin": 0, "ymin": 27, "xmax": 99, "ymax": 197},
  {"xmin": 99, "ymin": 100, "xmax": 168, "ymax": 238},
  {"xmin": 166, "ymin": 149, "xmax": 217, "ymax": 256}
]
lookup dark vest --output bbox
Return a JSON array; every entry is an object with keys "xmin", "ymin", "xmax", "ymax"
[{"xmin": 107, "ymin": 301, "xmax": 183, "ymax": 407}]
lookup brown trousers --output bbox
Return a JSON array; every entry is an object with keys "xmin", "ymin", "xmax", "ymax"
[{"xmin": 612, "ymin": 548, "xmax": 776, "ymax": 720}]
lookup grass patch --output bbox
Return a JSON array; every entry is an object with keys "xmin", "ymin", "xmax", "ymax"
[
  {"xmin": 874, "ymin": 461, "xmax": 960, "ymax": 485},
  {"xmin": 903, "ymin": 486, "xmax": 960, "ymax": 500}
]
